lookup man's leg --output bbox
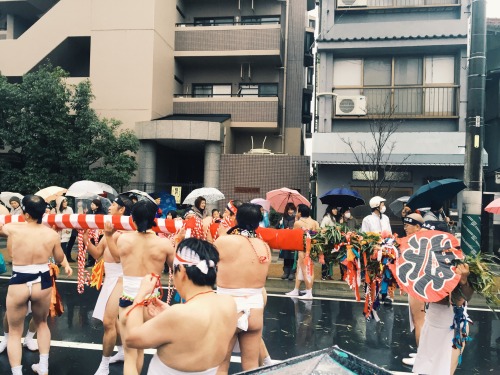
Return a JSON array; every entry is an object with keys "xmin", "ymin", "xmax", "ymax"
[
  {"xmin": 286, "ymin": 252, "xmax": 304, "ymax": 296},
  {"xmin": 23, "ymin": 317, "xmax": 38, "ymax": 351},
  {"xmin": 409, "ymin": 296, "xmax": 426, "ymax": 346},
  {"xmin": 29, "ymin": 284, "xmax": 52, "ymax": 375},
  {"xmin": 95, "ymin": 282, "xmax": 122, "ymax": 374},
  {"xmin": 239, "ymin": 309, "xmax": 264, "ymax": 371},
  {"xmin": 6, "ymin": 285, "xmax": 29, "ymax": 369},
  {"xmin": 119, "ymin": 307, "xmax": 140, "ymax": 375}
]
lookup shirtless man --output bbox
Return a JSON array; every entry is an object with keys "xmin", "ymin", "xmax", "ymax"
[
  {"xmin": 107, "ymin": 199, "xmax": 175, "ymax": 375},
  {"xmin": 124, "ymin": 238, "xmax": 238, "ymax": 374},
  {"xmin": 286, "ymin": 204, "xmax": 319, "ymax": 300},
  {"xmin": 214, "ymin": 203, "xmax": 271, "ymax": 373},
  {"xmin": 0, "ymin": 195, "xmax": 72, "ymax": 375},
  {"xmin": 84, "ymin": 195, "xmax": 133, "ymax": 375}
]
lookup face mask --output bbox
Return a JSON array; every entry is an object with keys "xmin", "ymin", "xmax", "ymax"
[
  {"xmin": 344, "ymin": 212, "xmax": 351, "ymax": 219},
  {"xmin": 380, "ymin": 206, "xmax": 386, "ymax": 214}
]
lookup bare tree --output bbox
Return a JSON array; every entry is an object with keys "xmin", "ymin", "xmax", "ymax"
[{"xmin": 340, "ymin": 109, "xmax": 411, "ymax": 198}]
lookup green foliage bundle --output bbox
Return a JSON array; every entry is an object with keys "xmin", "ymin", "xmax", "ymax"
[{"xmin": 0, "ymin": 65, "xmax": 139, "ymax": 193}]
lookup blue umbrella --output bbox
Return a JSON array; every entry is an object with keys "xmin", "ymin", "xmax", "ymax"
[
  {"xmin": 406, "ymin": 178, "xmax": 466, "ymax": 210},
  {"xmin": 319, "ymin": 188, "xmax": 365, "ymax": 208}
]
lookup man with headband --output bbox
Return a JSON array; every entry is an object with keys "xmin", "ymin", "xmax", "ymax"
[
  {"xmin": 214, "ymin": 203, "xmax": 271, "ymax": 372},
  {"xmin": 0, "ymin": 195, "xmax": 72, "ymax": 375},
  {"xmin": 212, "ymin": 200, "xmax": 242, "ymax": 240},
  {"xmin": 84, "ymin": 195, "xmax": 133, "ymax": 374},
  {"xmin": 123, "ymin": 238, "xmax": 237, "ymax": 374},
  {"xmin": 106, "ymin": 198, "xmax": 175, "ymax": 375}
]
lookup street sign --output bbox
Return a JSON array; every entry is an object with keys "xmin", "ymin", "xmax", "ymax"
[{"xmin": 171, "ymin": 186, "xmax": 182, "ymax": 204}]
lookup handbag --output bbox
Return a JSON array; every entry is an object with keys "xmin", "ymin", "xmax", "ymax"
[{"xmin": 0, "ymin": 253, "xmax": 7, "ymax": 274}]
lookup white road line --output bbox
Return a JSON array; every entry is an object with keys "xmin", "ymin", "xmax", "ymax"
[{"xmin": 0, "ymin": 277, "xmax": 495, "ymax": 313}]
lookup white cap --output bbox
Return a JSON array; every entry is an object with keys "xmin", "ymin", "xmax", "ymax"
[{"xmin": 369, "ymin": 196, "xmax": 386, "ymax": 209}]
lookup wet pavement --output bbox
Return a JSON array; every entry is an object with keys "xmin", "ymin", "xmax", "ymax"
[{"xmin": 0, "ymin": 278, "xmax": 498, "ymax": 374}]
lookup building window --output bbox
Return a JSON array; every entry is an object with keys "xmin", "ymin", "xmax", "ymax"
[
  {"xmin": 307, "ymin": 67, "xmax": 314, "ymax": 86},
  {"xmin": 333, "ymin": 55, "xmax": 457, "ymax": 117},
  {"xmin": 192, "ymin": 84, "xmax": 232, "ymax": 97},
  {"xmin": 352, "ymin": 171, "xmax": 378, "ymax": 181},
  {"xmin": 238, "ymin": 84, "xmax": 278, "ymax": 97},
  {"xmin": 308, "ymin": 19, "xmax": 316, "ymax": 29},
  {"xmin": 385, "ymin": 171, "xmax": 412, "ymax": 182},
  {"xmin": 241, "ymin": 16, "xmax": 280, "ymax": 25},
  {"xmin": 194, "ymin": 17, "xmax": 234, "ymax": 26}
]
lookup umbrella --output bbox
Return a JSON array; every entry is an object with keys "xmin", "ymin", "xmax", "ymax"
[
  {"xmin": 389, "ymin": 196, "xmax": 410, "ymax": 217},
  {"xmin": 319, "ymin": 188, "xmax": 365, "ymax": 208},
  {"xmin": 35, "ymin": 186, "xmax": 67, "ymax": 202},
  {"xmin": 123, "ymin": 190, "xmax": 156, "ymax": 205},
  {"xmin": 250, "ymin": 198, "xmax": 271, "ymax": 212},
  {"xmin": 0, "ymin": 192, "xmax": 24, "ymax": 209},
  {"xmin": 406, "ymin": 178, "xmax": 466, "ymax": 210},
  {"xmin": 66, "ymin": 180, "xmax": 104, "ymax": 198},
  {"xmin": 76, "ymin": 195, "xmax": 112, "ymax": 213},
  {"xmin": 183, "ymin": 187, "xmax": 225, "ymax": 205},
  {"xmin": 95, "ymin": 182, "xmax": 118, "ymax": 200},
  {"xmin": 266, "ymin": 187, "xmax": 310, "ymax": 213},
  {"xmin": 389, "ymin": 230, "xmax": 463, "ymax": 303},
  {"xmin": 485, "ymin": 198, "xmax": 500, "ymax": 214}
]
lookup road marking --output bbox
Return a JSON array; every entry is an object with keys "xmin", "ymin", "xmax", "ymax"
[{"xmin": 0, "ymin": 277, "xmax": 495, "ymax": 312}]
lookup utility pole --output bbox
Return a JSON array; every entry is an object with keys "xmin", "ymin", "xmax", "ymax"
[{"xmin": 461, "ymin": 0, "xmax": 487, "ymax": 256}]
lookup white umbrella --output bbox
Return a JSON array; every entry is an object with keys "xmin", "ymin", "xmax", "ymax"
[
  {"xmin": 95, "ymin": 182, "xmax": 118, "ymax": 199},
  {"xmin": 250, "ymin": 198, "xmax": 271, "ymax": 212},
  {"xmin": 123, "ymin": 190, "xmax": 156, "ymax": 204},
  {"xmin": 66, "ymin": 180, "xmax": 104, "ymax": 198},
  {"xmin": 35, "ymin": 186, "xmax": 67, "ymax": 202},
  {"xmin": 0, "ymin": 192, "xmax": 24, "ymax": 209},
  {"xmin": 389, "ymin": 196, "xmax": 410, "ymax": 217},
  {"xmin": 183, "ymin": 187, "xmax": 225, "ymax": 205}
]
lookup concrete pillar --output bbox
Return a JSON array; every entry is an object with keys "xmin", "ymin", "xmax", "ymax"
[
  {"xmin": 204, "ymin": 141, "xmax": 221, "ymax": 188},
  {"xmin": 139, "ymin": 141, "xmax": 156, "ymax": 184}
]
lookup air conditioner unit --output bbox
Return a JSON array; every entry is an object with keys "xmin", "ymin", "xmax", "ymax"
[
  {"xmin": 337, "ymin": 0, "xmax": 368, "ymax": 8},
  {"xmin": 335, "ymin": 96, "xmax": 367, "ymax": 116}
]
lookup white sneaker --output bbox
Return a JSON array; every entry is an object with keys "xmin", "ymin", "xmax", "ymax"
[
  {"xmin": 109, "ymin": 349, "xmax": 124, "ymax": 364},
  {"xmin": 93, "ymin": 363, "xmax": 109, "ymax": 375},
  {"xmin": 285, "ymin": 289, "xmax": 299, "ymax": 297},
  {"xmin": 23, "ymin": 337, "xmax": 38, "ymax": 351},
  {"xmin": 409, "ymin": 353, "xmax": 417, "ymax": 358},
  {"xmin": 0, "ymin": 338, "xmax": 7, "ymax": 354},
  {"xmin": 298, "ymin": 292, "xmax": 313, "ymax": 300},
  {"xmin": 402, "ymin": 357, "xmax": 415, "ymax": 366},
  {"xmin": 31, "ymin": 363, "xmax": 47, "ymax": 375}
]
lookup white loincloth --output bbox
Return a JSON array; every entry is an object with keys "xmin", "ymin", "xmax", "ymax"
[
  {"xmin": 216, "ymin": 287, "xmax": 264, "ymax": 331},
  {"xmin": 413, "ymin": 303, "xmax": 455, "ymax": 375},
  {"xmin": 147, "ymin": 353, "xmax": 218, "ymax": 375},
  {"xmin": 92, "ymin": 262, "xmax": 123, "ymax": 321}
]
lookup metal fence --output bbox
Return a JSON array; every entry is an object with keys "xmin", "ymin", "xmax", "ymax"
[
  {"xmin": 119, "ymin": 182, "xmax": 204, "ymax": 205},
  {"xmin": 340, "ymin": 0, "xmax": 460, "ymax": 7}
]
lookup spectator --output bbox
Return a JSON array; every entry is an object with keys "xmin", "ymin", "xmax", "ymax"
[
  {"xmin": 9, "ymin": 197, "xmax": 22, "ymax": 216},
  {"xmin": 278, "ymin": 203, "xmax": 297, "ymax": 281}
]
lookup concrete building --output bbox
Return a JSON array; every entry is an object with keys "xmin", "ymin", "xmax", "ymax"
[
  {"xmin": 313, "ymin": 0, "xmax": 482, "ymax": 227},
  {"xmin": 0, "ymin": 0, "xmax": 314, "ymax": 203}
]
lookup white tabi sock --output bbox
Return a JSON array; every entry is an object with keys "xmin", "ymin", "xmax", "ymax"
[
  {"xmin": 39, "ymin": 353, "xmax": 49, "ymax": 373},
  {"xmin": 262, "ymin": 356, "xmax": 273, "ymax": 366},
  {"xmin": 25, "ymin": 330, "xmax": 36, "ymax": 340},
  {"xmin": 11, "ymin": 365, "xmax": 23, "ymax": 375}
]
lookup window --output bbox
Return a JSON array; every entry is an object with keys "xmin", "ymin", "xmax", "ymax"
[
  {"xmin": 308, "ymin": 19, "xmax": 316, "ymax": 29},
  {"xmin": 238, "ymin": 84, "xmax": 278, "ymax": 97},
  {"xmin": 307, "ymin": 67, "xmax": 314, "ymax": 86},
  {"xmin": 192, "ymin": 84, "xmax": 232, "ymax": 97},
  {"xmin": 352, "ymin": 171, "xmax": 378, "ymax": 181},
  {"xmin": 194, "ymin": 17, "xmax": 234, "ymax": 26},
  {"xmin": 241, "ymin": 16, "xmax": 280, "ymax": 25},
  {"xmin": 332, "ymin": 55, "xmax": 457, "ymax": 116}
]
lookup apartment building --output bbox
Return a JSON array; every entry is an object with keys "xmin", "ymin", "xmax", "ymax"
[
  {"xmin": 0, "ymin": 0, "xmax": 314, "ymax": 203},
  {"xmin": 313, "ymin": 0, "xmax": 481, "ymax": 222}
]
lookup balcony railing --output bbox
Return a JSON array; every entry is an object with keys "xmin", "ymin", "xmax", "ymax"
[
  {"xmin": 337, "ymin": 0, "xmax": 460, "ymax": 9},
  {"xmin": 333, "ymin": 86, "xmax": 459, "ymax": 118},
  {"xmin": 176, "ymin": 20, "xmax": 280, "ymax": 27}
]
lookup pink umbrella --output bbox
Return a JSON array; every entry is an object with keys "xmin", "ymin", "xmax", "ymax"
[
  {"xmin": 485, "ymin": 198, "xmax": 500, "ymax": 214},
  {"xmin": 266, "ymin": 188, "xmax": 310, "ymax": 213},
  {"xmin": 250, "ymin": 198, "xmax": 271, "ymax": 212}
]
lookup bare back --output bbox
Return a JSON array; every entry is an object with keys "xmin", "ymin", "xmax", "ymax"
[
  {"xmin": 214, "ymin": 235, "xmax": 270, "ymax": 289},
  {"xmin": 118, "ymin": 232, "xmax": 174, "ymax": 277},
  {"xmin": 155, "ymin": 294, "xmax": 237, "ymax": 371},
  {"xmin": 294, "ymin": 217, "xmax": 320, "ymax": 232},
  {"xmin": 4, "ymin": 222, "xmax": 64, "ymax": 265}
]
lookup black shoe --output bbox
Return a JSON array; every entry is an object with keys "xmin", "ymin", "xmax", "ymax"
[
  {"xmin": 85, "ymin": 262, "xmax": 95, "ymax": 268},
  {"xmin": 67, "ymin": 258, "xmax": 76, "ymax": 263},
  {"xmin": 288, "ymin": 273, "xmax": 295, "ymax": 281},
  {"xmin": 281, "ymin": 273, "xmax": 289, "ymax": 280}
]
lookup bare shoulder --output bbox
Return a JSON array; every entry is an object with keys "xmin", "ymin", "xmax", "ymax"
[{"xmin": 214, "ymin": 234, "xmax": 239, "ymax": 246}]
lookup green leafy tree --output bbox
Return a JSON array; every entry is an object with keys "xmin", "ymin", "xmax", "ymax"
[{"xmin": 0, "ymin": 65, "xmax": 139, "ymax": 193}]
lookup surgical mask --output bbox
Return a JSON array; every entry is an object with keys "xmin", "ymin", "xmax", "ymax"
[
  {"xmin": 380, "ymin": 206, "xmax": 386, "ymax": 214},
  {"xmin": 344, "ymin": 213, "xmax": 351, "ymax": 219}
]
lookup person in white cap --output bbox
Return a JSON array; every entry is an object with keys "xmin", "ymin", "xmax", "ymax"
[{"xmin": 361, "ymin": 196, "xmax": 392, "ymax": 235}]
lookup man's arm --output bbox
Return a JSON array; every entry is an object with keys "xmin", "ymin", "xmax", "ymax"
[
  {"xmin": 84, "ymin": 233, "xmax": 107, "ymax": 260},
  {"xmin": 104, "ymin": 223, "xmax": 121, "ymax": 261},
  {"xmin": 0, "ymin": 223, "xmax": 9, "ymax": 237},
  {"xmin": 52, "ymin": 234, "xmax": 72, "ymax": 276}
]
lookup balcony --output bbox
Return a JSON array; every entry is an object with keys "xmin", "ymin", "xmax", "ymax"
[
  {"xmin": 175, "ymin": 24, "xmax": 282, "ymax": 64},
  {"xmin": 332, "ymin": 86, "xmax": 459, "ymax": 119},
  {"xmin": 336, "ymin": 0, "xmax": 460, "ymax": 12},
  {"xmin": 173, "ymin": 96, "xmax": 279, "ymax": 128}
]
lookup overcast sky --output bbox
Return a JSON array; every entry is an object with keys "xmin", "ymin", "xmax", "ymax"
[{"xmin": 487, "ymin": 1, "xmax": 500, "ymax": 18}]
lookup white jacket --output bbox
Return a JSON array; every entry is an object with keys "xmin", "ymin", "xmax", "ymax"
[{"xmin": 361, "ymin": 213, "xmax": 392, "ymax": 234}]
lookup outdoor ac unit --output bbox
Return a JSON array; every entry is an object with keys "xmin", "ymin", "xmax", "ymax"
[
  {"xmin": 337, "ymin": 0, "xmax": 368, "ymax": 8},
  {"xmin": 335, "ymin": 96, "xmax": 367, "ymax": 116}
]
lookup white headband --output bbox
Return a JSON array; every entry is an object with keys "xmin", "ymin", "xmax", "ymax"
[{"xmin": 173, "ymin": 246, "xmax": 215, "ymax": 275}]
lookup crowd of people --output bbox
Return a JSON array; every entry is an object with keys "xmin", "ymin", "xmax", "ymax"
[{"xmin": 0, "ymin": 190, "xmax": 472, "ymax": 375}]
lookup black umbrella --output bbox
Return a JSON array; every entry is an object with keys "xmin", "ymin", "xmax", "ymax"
[
  {"xmin": 406, "ymin": 179, "xmax": 466, "ymax": 210},
  {"xmin": 319, "ymin": 188, "xmax": 365, "ymax": 208}
]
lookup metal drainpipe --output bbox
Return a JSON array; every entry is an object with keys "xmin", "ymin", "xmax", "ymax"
[{"xmin": 280, "ymin": 0, "xmax": 289, "ymax": 154}]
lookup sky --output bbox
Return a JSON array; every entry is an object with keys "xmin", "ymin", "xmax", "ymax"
[{"xmin": 487, "ymin": 1, "xmax": 500, "ymax": 18}]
